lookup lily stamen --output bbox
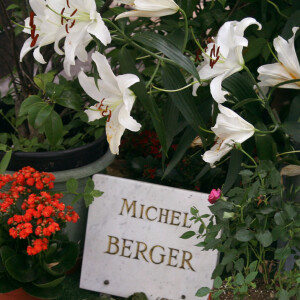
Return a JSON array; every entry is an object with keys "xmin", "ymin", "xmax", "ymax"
[
  {"xmin": 209, "ymin": 44, "xmax": 221, "ymax": 69},
  {"xmin": 70, "ymin": 9, "xmax": 78, "ymax": 17},
  {"xmin": 30, "ymin": 34, "xmax": 39, "ymax": 47},
  {"xmin": 70, "ymin": 20, "xmax": 76, "ymax": 28},
  {"xmin": 66, "ymin": 0, "xmax": 70, "ymax": 8},
  {"xmin": 29, "ymin": 11, "xmax": 34, "ymax": 27},
  {"xmin": 65, "ymin": 24, "xmax": 69, "ymax": 34},
  {"xmin": 61, "ymin": 8, "xmax": 65, "ymax": 25},
  {"xmin": 30, "ymin": 24, "xmax": 36, "ymax": 39}
]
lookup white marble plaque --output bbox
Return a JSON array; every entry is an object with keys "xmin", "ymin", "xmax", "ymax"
[{"xmin": 80, "ymin": 175, "xmax": 217, "ymax": 300}]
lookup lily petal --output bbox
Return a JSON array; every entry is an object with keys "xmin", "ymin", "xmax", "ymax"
[
  {"xmin": 118, "ymin": 104, "xmax": 141, "ymax": 132},
  {"xmin": 116, "ymin": 9, "xmax": 177, "ymax": 19},
  {"xmin": 92, "ymin": 52, "xmax": 119, "ymax": 93},
  {"xmin": 78, "ymin": 70, "xmax": 104, "ymax": 101},
  {"xmin": 87, "ymin": 14, "xmax": 111, "ymax": 46},
  {"xmin": 106, "ymin": 106, "xmax": 125, "ymax": 155},
  {"xmin": 273, "ymin": 27, "xmax": 300, "ymax": 80},
  {"xmin": 84, "ymin": 105, "xmax": 104, "ymax": 122}
]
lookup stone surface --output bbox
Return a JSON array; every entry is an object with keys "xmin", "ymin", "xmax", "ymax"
[{"xmin": 80, "ymin": 175, "xmax": 218, "ymax": 300}]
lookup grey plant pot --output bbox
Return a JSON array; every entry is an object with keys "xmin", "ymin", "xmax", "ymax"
[{"xmin": 52, "ymin": 149, "xmax": 115, "ymax": 246}]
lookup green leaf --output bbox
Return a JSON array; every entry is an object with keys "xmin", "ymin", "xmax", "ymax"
[
  {"xmin": 0, "ymin": 150, "xmax": 12, "ymax": 174},
  {"xmin": 255, "ymin": 122, "xmax": 277, "ymax": 161},
  {"xmin": 277, "ymin": 289, "xmax": 289, "ymax": 300},
  {"xmin": 221, "ymin": 250, "xmax": 237, "ymax": 265},
  {"xmin": 245, "ymin": 272, "xmax": 258, "ymax": 284},
  {"xmin": 235, "ymin": 229, "xmax": 254, "ymax": 242},
  {"xmin": 46, "ymin": 242, "xmax": 79, "ymax": 275},
  {"xmin": 91, "ymin": 190, "xmax": 104, "ymax": 198},
  {"xmin": 23, "ymin": 283, "xmax": 63, "ymax": 299},
  {"xmin": 34, "ymin": 71, "xmax": 56, "ymax": 92},
  {"xmin": 55, "ymin": 90, "xmax": 82, "ymax": 111},
  {"xmin": 84, "ymin": 194, "xmax": 94, "ymax": 207},
  {"xmin": 180, "ymin": 231, "xmax": 196, "ymax": 239},
  {"xmin": 34, "ymin": 104, "xmax": 53, "ymax": 129},
  {"xmin": 5, "ymin": 255, "xmax": 40, "ymax": 282},
  {"xmin": 213, "ymin": 276, "xmax": 222, "ymax": 289},
  {"xmin": 234, "ymin": 258, "xmax": 244, "ymax": 272},
  {"xmin": 19, "ymin": 95, "xmax": 43, "ymax": 117},
  {"xmin": 66, "ymin": 178, "xmax": 78, "ymax": 193},
  {"xmin": 234, "ymin": 273, "xmax": 245, "ymax": 286},
  {"xmin": 195, "ymin": 287, "xmax": 211, "ymax": 297},
  {"xmin": 255, "ymin": 230, "xmax": 273, "ymax": 247},
  {"xmin": 282, "ymin": 95, "xmax": 300, "ymax": 143},
  {"xmin": 223, "ymin": 73, "xmax": 257, "ymax": 101},
  {"xmin": 45, "ymin": 83, "xmax": 64, "ymax": 99},
  {"xmin": 163, "ymin": 126, "xmax": 197, "ymax": 178},
  {"xmin": 119, "ymin": 48, "xmax": 167, "ymax": 154},
  {"xmin": 130, "ymin": 292, "xmax": 148, "ymax": 300},
  {"xmin": 84, "ymin": 177, "xmax": 95, "ymax": 194},
  {"xmin": 275, "ymin": 247, "xmax": 291, "ymax": 260},
  {"xmin": 44, "ymin": 110, "xmax": 63, "ymax": 146},
  {"xmin": 249, "ymin": 261, "xmax": 258, "ymax": 272},
  {"xmin": 274, "ymin": 211, "xmax": 287, "ymax": 226},
  {"xmin": 0, "ymin": 274, "xmax": 19, "ymax": 293},
  {"xmin": 33, "ymin": 274, "xmax": 65, "ymax": 288},
  {"xmin": 0, "ymin": 246, "xmax": 16, "ymax": 264},
  {"xmin": 162, "ymin": 64, "xmax": 207, "ymax": 146},
  {"xmin": 132, "ymin": 32, "xmax": 200, "ymax": 80},
  {"xmin": 223, "ymin": 150, "xmax": 243, "ymax": 194},
  {"xmin": 244, "ymin": 37, "xmax": 267, "ymax": 63}
]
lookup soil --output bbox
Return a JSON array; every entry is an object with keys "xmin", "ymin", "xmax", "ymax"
[{"xmin": 213, "ymin": 280, "xmax": 297, "ymax": 300}]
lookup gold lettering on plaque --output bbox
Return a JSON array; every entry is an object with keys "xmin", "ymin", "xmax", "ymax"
[
  {"xmin": 170, "ymin": 210, "xmax": 181, "ymax": 226},
  {"xmin": 133, "ymin": 241, "xmax": 149, "ymax": 262},
  {"xmin": 104, "ymin": 235, "xmax": 119, "ymax": 255},
  {"xmin": 182, "ymin": 212, "xmax": 192, "ymax": 228},
  {"xmin": 167, "ymin": 247, "xmax": 179, "ymax": 267},
  {"xmin": 158, "ymin": 208, "xmax": 170, "ymax": 224},
  {"xmin": 149, "ymin": 245, "xmax": 166, "ymax": 264},
  {"xmin": 179, "ymin": 251, "xmax": 195, "ymax": 272},
  {"xmin": 119, "ymin": 198, "xmax": 137, "ymax": 218},
  {"xmin": 145, "ymin": 206, "xmax": 157, "ymax": 221},
  {"xmin": 121, "ymin": 238, "xmax": 134, "ymax": 258}
]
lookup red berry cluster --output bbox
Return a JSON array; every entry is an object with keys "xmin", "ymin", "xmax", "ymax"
[{"xmin": 0, "ymin": 167, "xmax": 79, "ymax": 256}]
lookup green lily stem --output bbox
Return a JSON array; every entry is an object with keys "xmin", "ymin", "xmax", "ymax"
[
  {"xmin": 243, "ymin": 65, "xmax": 281, "ymax": 128},
  {"xmin": 178, "ymin": 8, "xmax": 188, "ymax": 52},
  {"xmin": 277, "ymin": 150, "xmax": 300, "ymax": 157},
  {"xmin": 236, "ymin": 144, "xmax": 257, "ymax": 167},
  {"xmin": 151, "ymin": 80, "xmax": 200, "ymax": 93},
  {"xmin": 243, "ymin": 65, "xmax": 266, "ymax": 101},
  {"xmin": 146, "ymin": 60, "xmax": 161, "ymax": 89},
  {"xmin": 255, "ymin": 126, "xmax": 278, "ymax": 135}
]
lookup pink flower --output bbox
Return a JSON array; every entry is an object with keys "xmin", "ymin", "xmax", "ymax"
[{"xmin": 208, "ymin": 188, "xmax": 221, "ymax": 204}]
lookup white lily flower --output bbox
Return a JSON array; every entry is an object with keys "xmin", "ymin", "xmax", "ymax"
[
  {"xmin": 202, "ymin": 105, "xmax": 255, "ymax": 167},
  {"xmin": 78, "ymin": 52, "xmax": 141, "ymax": 155},
  {"xmin": 48, "ymin": 0, "xmax": 111, "ymax": 76},
  {"xmin": 257, "ymin": 27, "xmax": 300, "ymax": 89},
  {"xmin": 115, "ymin": 0, "xmax": 179, "ymax": 20},
  {"xmin": 20, "ymin": 0, "xmax": 61, "ymax": 64},
  {"xmin": 193, "ymin": 17, "xmax": 261, "ymax": 103}
]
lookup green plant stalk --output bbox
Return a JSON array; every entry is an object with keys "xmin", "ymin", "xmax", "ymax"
[
  {"xmin": 178, "ymin": 8, "xmax": 189, "ymax": 52},
  {"xmin": 243, "ymin": 65, "xmax": 281, "ymax": 128},
  {"xmin": 146, "ymin": 61, "xmax": 161, "ymax": 89},
  {"xmin": 0, "ymin": 110, "xmax": 18, "ymax": 134}
]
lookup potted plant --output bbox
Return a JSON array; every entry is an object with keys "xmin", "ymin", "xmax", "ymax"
[
  {"xmin": 0, "ymin": 166, "xmax": 80, "ymax": 299},
  {"xmin": 1, "ymin": 0, "xmax": 299, "ymax": 299}
]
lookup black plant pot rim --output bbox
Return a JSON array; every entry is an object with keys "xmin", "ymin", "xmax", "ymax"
[{"xmin": 2, "ymin": 134, "xmax": 108, "ymax": 172}]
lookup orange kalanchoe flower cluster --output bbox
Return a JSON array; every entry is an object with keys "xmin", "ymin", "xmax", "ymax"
[{"xmin": 0, "ymin": 167, "xmax": 79, "ymax": 256}]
